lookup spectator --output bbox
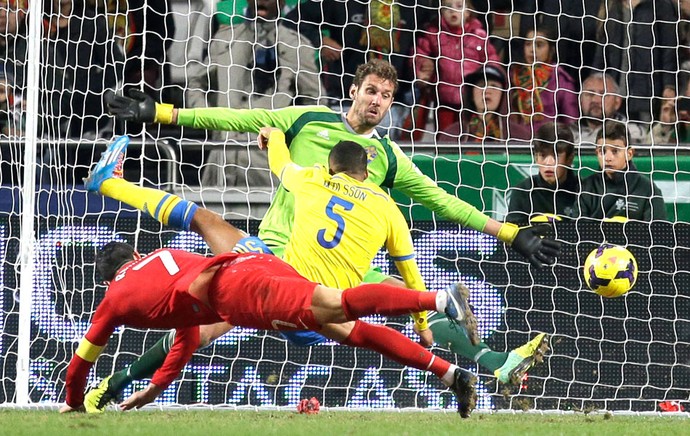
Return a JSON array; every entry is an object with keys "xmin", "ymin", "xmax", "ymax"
[
  {"xmin": 285, "ymin": 0, "xmax": 432, "ymax": 137},
  {"xmin": 4, "ymin": 0, "xmax": 125, "ymax": 183},
  {"xmin": 506, "ymin": 122, "xmax": 579, "ymax": 224},
  {"xmin": 591, "ymin": 0, "xmax": 678, "ymax": 124},
  {"xmin": 508, "ymin": 20, "xmax": 579, "ymax": 140},
  {"xmin": 0, "ymin": 0, "xmax": 27, "ymax": 136},
  {"xmin": 0, "ymin": 1, "xmax": 26, "ymax": 186},
  {"xmin": 484, "ymin": 1, "xmax": 604, "ymax": 81},
  {"xmin": 215, "ymin": 0, "xmax": 301, "ymax": 25},
  {"xmin": 40, "ymin": 0, "xmax": 124, "ymax": 140},
  {"xmin": 107, "ymin": 0, "xmax": 174, "ymax": 99},
  {"xmin": 676, "ymin": 0, "xmax": 690, "ymax": 72},
  {"xmin": 414, "ymin": 0, "xmax": 500, "ymax": 142},
  {"xmin": 646, "ymin": 97, "xmax": 690, "ymax": 145},
  {"xmin": 573, "ymin": 121, "xmax": 668, "ymax": 222},
  {"xmin": 0, "ymin": 63, "xmax": 23, "ymax": 185},
  {"xmin": 438, "ymin": 62, "xmax": 520, "ymax": 144},
  {"xmin": 0, "ymin": 0, "xmax": 27, "ymax": 75},
  {"xmin": 0, "ymin": 64, "xmax": 23, "ymax": 137},
  {"xmin": 572, "ymin": 72, "xmax": 647, "ymax": 146},
  {"xmin": 188, "ymin": 0, "xmax": 322, "ymax": 188}
]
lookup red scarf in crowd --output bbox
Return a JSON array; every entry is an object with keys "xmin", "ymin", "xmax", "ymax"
[
  {"xmin": 511, "ymin": 63, "xmax": 554, "ymax": 123},
  {"xmin": 465, "ymin": 114, "xmax": 502, "ymax": 142}
]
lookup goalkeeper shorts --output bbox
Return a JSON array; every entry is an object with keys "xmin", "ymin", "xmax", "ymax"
[{"xmin": 280, "ymin": 330, "xmax": 328, "ymax": 346}]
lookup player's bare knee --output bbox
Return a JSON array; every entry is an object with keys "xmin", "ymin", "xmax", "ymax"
[
  {"xmin": 320, "ymin": 321, "xmax": 355, "ymax": 343},
  {"xmin": 311, "ymin": 285, "xmax": 345, "ymax": 322},
  {"xmin": 198, "ymin": 322, "xmax": 233, "ymax": 348},
  {"xmin": 198, "ymin": 330, "xmax": 213, "ymax": 348},
  {"xmin": 323, "ymin": 286, "xmax": 344, "ymax": 309}
]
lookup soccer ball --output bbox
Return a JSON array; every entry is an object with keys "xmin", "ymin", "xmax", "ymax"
[{"xmin": 583, "ymin": 244, "xmax": 638, "ymax": 298}]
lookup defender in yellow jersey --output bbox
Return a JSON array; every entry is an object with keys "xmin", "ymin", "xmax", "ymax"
[
  {"xmin": 268, "ymin": 131, "xmax": 418, "ymax": 287},
  {"xmin": 263, "ymin": 128, "xmax": 431, "ymax": 331}
]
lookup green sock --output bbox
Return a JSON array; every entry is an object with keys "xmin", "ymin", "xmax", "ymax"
[
  {"xmin": 429, "ymin": 312, "xmax": 509, "ymax": 372},
  {"xmin": 108, "ymin": 331, "xmax": 176, "ymax": 394}
]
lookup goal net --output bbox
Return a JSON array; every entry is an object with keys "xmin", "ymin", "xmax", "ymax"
[{"xmin": 0, "ymin": 0, "xmax": 688, "ymax": 414}]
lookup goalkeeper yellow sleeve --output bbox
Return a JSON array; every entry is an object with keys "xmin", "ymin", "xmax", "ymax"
[
  {"xmin": 154, "ymin": 103, "xmax": 175, "ymax": 124},
  {"xmin": 266, "ymin": 130, "xmax": 292, "ymax": 178},
  {"xmin": 496, "ymin": 222, "xmax": 519, "ymax": 245}
]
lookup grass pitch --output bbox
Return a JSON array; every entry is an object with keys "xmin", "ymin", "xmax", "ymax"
[{"xmin": 1, "ymin": 410, "xmax": 687, "ymax": 436}]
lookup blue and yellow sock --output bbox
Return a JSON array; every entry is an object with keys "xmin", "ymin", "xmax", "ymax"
[{"xmin": 100, "ymin": 179, "xmax": 198, "ymax": 230}]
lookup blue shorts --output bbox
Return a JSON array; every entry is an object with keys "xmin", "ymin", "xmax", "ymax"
[{"xmin": 280, "ymin": 330, "xmax": 328, "ymax": 346}]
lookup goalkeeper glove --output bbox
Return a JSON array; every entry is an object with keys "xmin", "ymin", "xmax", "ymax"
[
  {"xmin": 106, "ymin": 89, "xmax": 175, "ymax": 124},
  {"xmin": 497, "ymin": 222, "xmax": 561, "ymax": 268}
]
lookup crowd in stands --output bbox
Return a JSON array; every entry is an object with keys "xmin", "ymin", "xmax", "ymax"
[
  {"xmin": 0, "ymin": 0, "xmax": 682, "ymax": 218},
  {"xmin": 506, "ymin": 120, "xmax": 667, "ymax": 223}
]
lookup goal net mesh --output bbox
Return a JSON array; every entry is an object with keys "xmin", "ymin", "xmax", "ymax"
[{"xmin": 0, "ymin": 0, "xmax": 688, "ymax": 413}]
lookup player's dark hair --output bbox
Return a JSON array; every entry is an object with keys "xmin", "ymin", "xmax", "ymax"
[
  {"xmin": 596, "ymin": 121, "xmax": 630, "ymax": 147},
  {"xmin": 96, "ymin": 241, "xmax": 135, "ymax": 281},
  {"xmin": 533, "ymin": 121, "xmax": 575, "ymax": 157},
  {"xmin": 329, "ymin": 141, "xmax": 368, "ymax": 176},
  {"xmin": 352, "ymin": 59, "xmax": 399, "ymax": 94}
]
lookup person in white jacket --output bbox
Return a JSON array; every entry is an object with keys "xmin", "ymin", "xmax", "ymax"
[{"xmin": 186, "ymin": 0, "xmax": 323, "ymax": 188}]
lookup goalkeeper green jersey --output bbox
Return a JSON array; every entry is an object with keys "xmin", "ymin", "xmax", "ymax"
[{"xmin": 176, "ymin": 105, "xmax": 490, "ymax": 249}]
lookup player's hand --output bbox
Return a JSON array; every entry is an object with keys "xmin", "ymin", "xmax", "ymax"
[
  {"xmin": 59, "ymin": 404, "xmax": 85, "ymax": 413},
  {"xmin": 258, "ymin": 127, "xmax": 283, "ymax": 150},
  {"xmin": 510, "ymin": 223, "xmax": 561, "ymax": 268},
  {"xmin": 106, "ymin": 89, "xmax": 157, "ymax": 123},
  {"xmin": 414, "ymin": 325, "xmax": 434, "ymax": 347},
  {"xmin": 120, "ymin": 383, "xmax": 163, "ymax": 411},
  {"xmin": 498, "ymin": 222, "xmax": 560, "ymax": 268}
]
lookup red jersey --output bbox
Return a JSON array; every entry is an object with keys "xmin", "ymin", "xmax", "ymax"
[{"xmin": 65, "ymin": 249, "xmax": 233, "ymax": 407}]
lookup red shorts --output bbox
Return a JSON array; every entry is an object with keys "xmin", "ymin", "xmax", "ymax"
[{"xmin": 207, "ymin": 253, "xmax": 320, "ymax": 330}]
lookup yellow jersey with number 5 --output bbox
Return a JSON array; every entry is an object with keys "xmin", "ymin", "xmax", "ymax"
[{"xmin": 279, "ymin": 164, "xmax": 415, "ymax": 289}]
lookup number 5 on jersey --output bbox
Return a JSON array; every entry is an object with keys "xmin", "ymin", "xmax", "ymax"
[{"xmin": 317, "ymin": 196, "xmax": 354, "ymax": 249}]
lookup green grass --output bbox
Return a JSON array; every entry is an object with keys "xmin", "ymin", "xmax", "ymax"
[{"xmin": 0, "ymin": 410, "xmax": 688, "ymax": 436}]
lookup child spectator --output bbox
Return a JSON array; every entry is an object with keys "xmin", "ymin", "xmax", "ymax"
[
  {"xmin": 574, "ymin": 121, "xmax": 667, "ymax": 222},
  {"xmin": 414, "ymin": 0, "xmax": 500, "ymax": 140},
  {"xmin": 508, "ymin": 21, "xmax": 579, "ymax": 140},
  {"xmin": 439, "ymin": 62, "xmax": 528, "ymax": 143},
  {"xmin": 506, "ymin": 122, "xmax": 579, "ymax": 223}
]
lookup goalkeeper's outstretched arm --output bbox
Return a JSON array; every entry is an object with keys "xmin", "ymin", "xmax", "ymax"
[{"xmin": 106, "ymin": 89, "xmax": 176, "ymax": 125}]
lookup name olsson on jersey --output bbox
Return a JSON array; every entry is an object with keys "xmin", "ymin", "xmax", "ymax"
[{"xmin": 323, "ymin": 180, "xmax": 368, "ymax": 201}]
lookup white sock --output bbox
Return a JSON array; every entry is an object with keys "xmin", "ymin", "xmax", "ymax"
[
  {"xmin": 441, "ymin": 364, "xmax": 458, "ymax": 387},
  {"xmin": 435, "ymin": 289, "xmax": 448, "ymax": 313}
]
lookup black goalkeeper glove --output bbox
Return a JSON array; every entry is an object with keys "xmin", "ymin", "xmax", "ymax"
[
  {"xmin": 497, "ymin": 222, "xmax": 561, "ymax": 268},
  {"xmin": 106, "ymin": 89, "xmax": 174, "ymax": 124}
]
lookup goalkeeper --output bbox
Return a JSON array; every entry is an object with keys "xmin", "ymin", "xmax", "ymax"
[{"xmin": 97, "ymin": 59, "xmax": 558, "ymax": 401}]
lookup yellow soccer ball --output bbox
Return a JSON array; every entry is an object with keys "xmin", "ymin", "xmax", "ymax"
[{"xmin": 583, "ymin": 244, "xmax": 638, "ymax": 298}]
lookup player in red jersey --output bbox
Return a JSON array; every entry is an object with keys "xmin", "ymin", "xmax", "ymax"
[{"xmin": 60, "ymin": 243, "xmax": 474, "ymax": 414}]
